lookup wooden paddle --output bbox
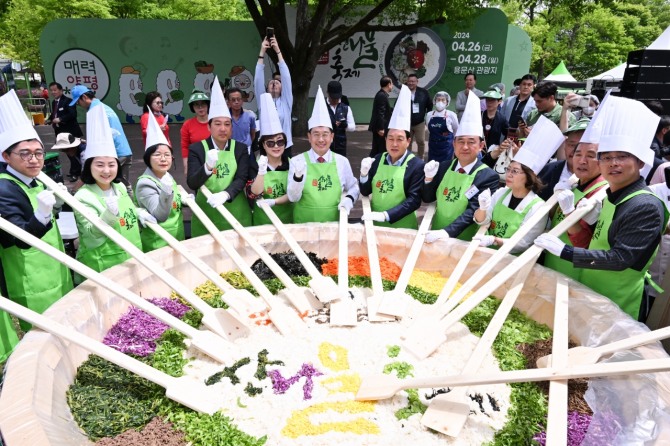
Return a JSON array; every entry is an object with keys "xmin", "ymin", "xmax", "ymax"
[
  {"xmin": 0, "ymin": 216, "xmax": 236, "ymax": 364},
  {"xmin": 360, "ymin": 196, "xmax": 393, "ymax": 322},
  {"xmin": 329, "ymin": 207, "xmax": 357, "ymax": 326},
  {"xmin": 420, "ymin": 257, "xmax": 537, "ymax": 437},
  {"xmin": 199, "ymin": 186, "xmax": 322, "ymax": 311},
  {"xmin": 0, "ymin": 295, "xmax": 220, "ymax": 415},
  {"xmin": 546, "ymin": 277, "xmax": 570, "ymax": 446},
  {"xmin": 404, "ymin": 225, "xmax": 488, "ymax": 324},
  {"xmin": 402, "ymin": 200, "xmax": 595, "ymax": 360},
  {"xmin": 356, "ymin": 356, "xmax": 670, "ymax": 401},
  {"xmin": 537, "ymin": 325, "xmax": 670, "ymax": 369},
  {"xmin": 38, "ymin": 172, "xmax": 245, "ymax": 342},
  {"xmin": 144, "ymin": 221, "xmax": 267, "ymax": 317},
  {"xmin": 376, "ymin": 203, "xmax": 436, "ymax": 318},
  {"xmin": 254, "ymin": 196, "xmax": 346, "ymax": 305},
  {"xmin": 403, "ymin": 179, "xmax": 576, "ymax": 336},
  {"xmin": 181, "ymin": 188, "xmax": 305, "ymax": 335}
]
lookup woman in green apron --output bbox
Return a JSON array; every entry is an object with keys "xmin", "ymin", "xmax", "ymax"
[
  {"xmin": 135, "ymin": 111, "xmax": 185, "ymax": 252},
  {"xmin": 250, "ymin": 93, "xmax": 293, "ymax": 225},
  {"xmin": 473, "ymin": 161, "xmax": 546, "ymax": 254}
]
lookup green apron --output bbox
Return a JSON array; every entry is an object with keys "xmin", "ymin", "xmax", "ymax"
[
  {"xmin": 0, "ymin": 308, "xmax": 19, "ymax": 362},
  {"xmin": 252, "ymin": 168, "xmax": 293, "ymax": 226},
  {"xmin": 432, "ymin": 160, "xmax": 489, "ymax": 240},
  {"xmin": 544, "ymin": 179, "xmax": 608, "ymax": 280},
  {"xmin": 580, "ymin": 190, "xmax": 669, "ymax": 319},
  {"xmin": 370, "ymin": 152, "xmax": 417, "ymax": 229},
  {"xmin": 0, "ymin": 174, "xmax": 74, "ymax": 332},
  {"xmin": 191, "ymin": 139, "xmax": 252, "ymax": 237},
  {"xmin": 75, "ymin": 183, "xmax": 142, "ymax": 284},
  {"xmin": 136, "ymin": 175, "xmax": 185, "ymax": 252},
  {"xmin": 488, "ymin": 189, "xmax": 543, "ymax": 249},
  {"xmin": 293, "ymin": 153, "xmax": 342, "ymax": 223}
]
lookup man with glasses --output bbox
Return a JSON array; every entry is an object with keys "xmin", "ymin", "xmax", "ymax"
[
  {"xmin": 535, "ymin": 97, "xmax": 668, "ymax": 321},
  {"xmin": 0, "ymin": 90, "xmax": 73, "ymax": 362},
  {"xmin": 288, "ymin": 86, "xmax": 359, "ymax": 223},
  {"xmin": 226, "ymin": 87, "xmax": 256, "ymax": 149}
]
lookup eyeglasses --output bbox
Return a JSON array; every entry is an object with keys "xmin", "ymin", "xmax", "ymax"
[
  {"xmin": 505, "ymin": 167, "xmax": 524, "ymax": 176},
  {"xmin": 264, "ymin": 139, "xmax": 286, "ymax": 148},
  {"xmin": 154, "ymin": 101, "xmax": 164, "ymax": 105},
  {"xmin": 598, "ymin": 153, "xmax": 633, "ymax": 164},
  {"xmin": 13, "ymin": 150, "xmax": 45, "ymax": 161},
  {"xmin": 310, "ymin": 132, "xmax": 331, "ymax": 140},
  {"xmin": 151, "ymin": 153, "xmax": 173, "ymax": 160}
]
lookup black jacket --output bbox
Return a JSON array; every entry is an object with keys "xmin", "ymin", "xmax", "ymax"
[
  {"xmin": 187, "ymin": 137, "xmax": 250, "ymax": 201},
  {"xmin": 421, "ymin": 159, "xmax": 500, "ymax": 237},
  {"xmin": 49, "ymin": 95, "xmax": 82, "ymax": 137},
  {"xmin": 0, "ymin": 174, "xmax": 53, "ymax": 249},
  {"xmin": 482, "ymin": 110, "xmax": 508, "ymax": 149},
  {"xmin": 368, "ymin": 89, "xmax": 392, "ymax": 133},
  {"xmin": 537, "ymin": 160, "xmax": 566, "ymax": 201},
  {"xmin": 410, "ymin": 87, "xmax": 433, "ymax": 126}
]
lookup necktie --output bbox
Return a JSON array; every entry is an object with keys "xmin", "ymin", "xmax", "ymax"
[
  {"xmin": 317, "ymin": 156, "xmax": 325, "ymax": 163},
  {"xmin": 53, "ymin": 98, "xmax": 59, "ymax": 119},
  {"xmin": 29, "ymin": 179, "xmax": 38, "ymax": 188},
  {"xmin": 458, "ymin": 168, "xmax": 466, "ymax": 174}
]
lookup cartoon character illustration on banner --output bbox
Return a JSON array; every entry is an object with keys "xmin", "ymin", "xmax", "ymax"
[
  {"xmin": 116, "ymin": 66, "xmax": 145, "ymax": 123},
  {"xmin": 228, "ymin": 65, "xmax": 256, "ymax": 109},
  {"xmin": 156, "ymin": 69, "xmax": 185, "ymax": 122},
  {"xmin": 194, "ymin": 60, "xmax": 215, "ymax": 96}
]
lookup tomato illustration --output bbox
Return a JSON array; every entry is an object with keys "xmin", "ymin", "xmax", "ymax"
[
  {"xmin": 119, "ymin": 218, "xmax": 126, "ymax": 227},
  {"xmin": 407, "ymin": 49, "xmax": 425, "ymax": 69},
  {"xmin": 443, "ymin": 188, "xmax": 449, "ymax": 196},
  {"xmin": 312, "ymin": 179, "xmax": 318, "ymax": 186},
  {"xmin": 266, "ymin": 187, "xmax": 273, "ymax": 194},
  {"xmin": 376, "ymin": 181, "xmax": 382, "ymax": 188}
]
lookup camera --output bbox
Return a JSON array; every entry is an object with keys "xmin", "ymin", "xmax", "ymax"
[{"xmin": 570, "ymin": 95, "xmax": 591, "ymax": 109}]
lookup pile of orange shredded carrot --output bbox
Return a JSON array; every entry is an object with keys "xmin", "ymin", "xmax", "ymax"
[{"xmin": 321, "ymin": 256, "xmax": 402, "ymax": 282}]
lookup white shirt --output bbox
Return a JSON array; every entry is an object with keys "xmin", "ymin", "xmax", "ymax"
[
  {"xmin": 7, "ymin": 166, "xmax": 51, "ymax": 226},
  {"xmin": 425, "ymin": 110, "xmax": 459, "ymax": 134},
  {"xmin": 455, "ymin": 159, "xmax": 478, "ymax": 175},
  {"xmin": 475, "ymin": 187, "xmax": 547, "ymax": 254},
  {"xmin": 287, "ymin": 149, "xmax": 360, "ymax": 203}
]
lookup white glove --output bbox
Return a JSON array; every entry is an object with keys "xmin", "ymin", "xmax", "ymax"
[
  {"xmin": 51, "ymin": 182, "xmax": 68, "ymax": 208},
  {"xmin": 206, "ymin": 149, "xmax": 219, "ymax": 170},
  {"xmin": 577, "ymin": 197, "xmax": 602, "ymax": 226},
  {"xmin": 290, "ymin": 156, "xmax": 306, "ymax": 178},
  {"xmin": 338, "ymin": 197, "xmax": 354, "ymax": 215},
  {"xmin": 207, "ymin": 191, "xmax": 230, "ymax": 208},
  {"xmin": 424, "ymin": 160, "xmax": 439, "ymax": 180},
  {"xmin": 137, "ymin": 208, "xmax": 157, "ymax": 225},
  {"xmin": 104, "ymin": 195, "xmax": 119, "ymax": 216},
  {"xmin": 473, "ymin": 234, "xmax": 496, "ymax": 247},
  {"xmin": 36, "ymin": 190, "xmax": 56, "ymax": 219},
  {"xmin": 258, "ymin": 198, "xmax": 276, "ymax": 207},
  {"xmin": 361, "ymin": 211, "xmax": 386, "ymax": 222},
  {"xmin": 554, "ymin": 177, "xmax": 577, "ymax": 192},
  {"xmin": 534, "ymin": 233, "xmax": 566, "ymax": 256},
  {"xmin": 360, "ymin": 157, "xmax": 375, "ymax": 177},
  {"xmin": 180, "ymin": 193, "xmax": 195, "ymax": 207},
  {"xmin": 477, "ymin": 188, "xmax": 492, "ymax": 211},
  {"xmin": 257, "ymin": 155, "xmax": 268, "ymax": 176},
  {"xmin": 557, "ymin": 189, "xmax": 575, "ymax": 215},
  {"xmin": 159, "ymin": 172, "xmax": 174, "ymax": 193},
  {"xmin": 424, "ymin": 229, "xmax": 449, "ymax": 244}
]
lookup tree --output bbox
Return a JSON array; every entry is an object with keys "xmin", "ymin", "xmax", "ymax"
[{"xmin": 242, "ymin": 0, "xmax": 483, "ymax": 135}]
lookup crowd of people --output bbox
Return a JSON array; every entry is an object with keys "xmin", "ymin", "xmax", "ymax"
[{"xmin": 1, "ymin": 36, "xmax": 670, "ymax": 366}]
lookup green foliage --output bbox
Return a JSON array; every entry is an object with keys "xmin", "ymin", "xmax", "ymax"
[
  {"xmin": 149, "ymin": 329, "xmax": 189, "ymax": 377},
  {"xmin": 395, "ymin": 388, "xmax": 427, "ymax": 420}
]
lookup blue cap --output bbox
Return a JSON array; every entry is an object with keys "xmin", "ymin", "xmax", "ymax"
[{"xmin": 70, "ymin": 85, "xmax": 92, "ymax": 106}]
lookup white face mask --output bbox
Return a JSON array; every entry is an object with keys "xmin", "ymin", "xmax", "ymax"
[
  {"xmin": 583, "ymin": 106, "xmax": 595, "ymax": 116},
  {"xmin": 434, "ymin": 102, "xmax": 446, "ymax": 112}
]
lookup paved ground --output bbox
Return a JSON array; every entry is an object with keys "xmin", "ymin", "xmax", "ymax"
[{"xmin": 36, "ymin": 123, "xmax": 430, "ymax": 225}]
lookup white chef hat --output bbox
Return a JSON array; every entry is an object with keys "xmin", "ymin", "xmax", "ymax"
[
  {"xmin": 580, "ymin": 90, "xmax": 612, "ymax": 144},
  {"xmin": 208, "ymin": 76, "xmax": 231, "ymax": 121},
  {"xmin": 455, "ymin": 89, "xmax": 483, "ymax": 137},
  {"xmin": 84, "ymin": 104, "xmax": 117, "ymax": 160},
  {"xmin": 597, "ymin": 96, "xmax": 659, "ymax": 166},
  {"xmin": 308, "ymin": 85, "xmax": 332, "ymax": 130},
  {"xmin": 259, "ymin": 93, "xmax": 283, "ymax": 137},
  {"xmin": 0, "ymin": 90, "xmax": 42, "ymax": 153},
  {"xmin": 145, "ymin": 111, "xmax": 170, "ymax": 150},
  {"xmin": 513, "ymin": 115, "xmax": 565, "ymax": 174},
  {"xmin": 388, "ymin": 84, "xmax": 411, "ymax": 132}
]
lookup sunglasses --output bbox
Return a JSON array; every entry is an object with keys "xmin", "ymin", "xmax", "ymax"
[{"xmin": 264, "ymin": 139, "xmax": 286, "ymax": 148}]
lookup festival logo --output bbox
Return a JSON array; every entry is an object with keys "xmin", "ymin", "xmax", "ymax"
[
  {"xmin": 267, "ymin": 183, "xmax": 286, "ymax": 199},
  {"xmin": 442, "ymin": 185, "xmax": 462, "ymax": 203},
  {"xmin": 376, "ymin": 178, "xmax": 394, "ymax": 194},
  {"xmin": 315, "ymin": 175, "xmax": 333, "ymax": 192},
  {"xmin": 213, "ymin": 162, "xmax": 230, "ymax": 179},
  {"xmin": 53, "ymin": 48, "xmax": 110, "ymax": 100},
  {"xmin": 490, "ymin": 220, "xmax": 508, "ymax": 238},
  {"xmin": 120, "ymin": 209, "xmax": 137, "ymax": 230}
]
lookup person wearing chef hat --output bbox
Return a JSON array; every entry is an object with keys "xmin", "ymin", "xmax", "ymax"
[
  {"xmin": 473, "ymin": 116, "xmax": 564, "ymax": 254},
  {"xmin": 422, "ymin": 90, "xmax": 499, "ymax": 242},
  {"xmin": 187, "ymin": 76, "xmax": 252, "ymax": 237},
  {"xmin": 135, "ymin": 112, "xmax": 185, "ymax": 252},
  {"xmin": 73, "ymin": 105, "xmax": 156, "ymax": 284},
  {"xmin": 287, "ymin": 86, "xmax": 359, "ymax": 223},
  {"xmin": 535, "ymin": 96, "xmax": 668, "ymax": 321},
  {"xmin": 358, "ymin": 85, "xmax": 425, "ymax": 229},
  {"xmin": 249, "ymin": 93, "xmax": 293, "ymax": 225},
  {"xmin": 0, "ymin": 90, "xmax": 73, "ymax": 357}
]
